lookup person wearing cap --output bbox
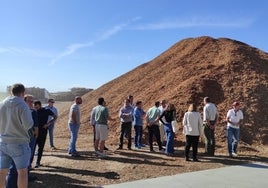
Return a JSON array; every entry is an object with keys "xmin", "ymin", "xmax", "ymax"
[
  {"xmin": 45, "ymin": 98, "xmax": 58, "ymax": 150},
  {"xmin": 203, "ymin": 97, "xmax": 219, "ymax": 156},
  {"xmin": 226, "ymin": 102, "xmax": 243, "ymax": 157}
]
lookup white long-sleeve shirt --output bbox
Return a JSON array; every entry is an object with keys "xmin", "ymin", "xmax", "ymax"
[{"xmin": 183, "ymin": 111, "xmax": 203, "ymax": 136}]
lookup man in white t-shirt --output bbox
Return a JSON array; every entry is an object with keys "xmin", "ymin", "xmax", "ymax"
[
  {"xmin": 226, "ymin": 101, "xmax": 243, "ymax": 157},
  {"xmin": 203, "ymin": 97, "xmax": 218, "ymax": 156}
]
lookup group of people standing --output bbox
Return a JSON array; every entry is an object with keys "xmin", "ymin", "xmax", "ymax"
[
  {"xmin": 89, "ymin": 95, "xmax": 244, "ymax": 162},
  {"xmin": 0, "ymin": 84, "xmax": 244, "ymax": 187},
  {"xmin": 0, "ymin": 83, "xmax": 85, "ymax": 187},
  {"xmin": 183, "ymin": 97, "xmax": 244, "ymax": 161},
  {"xmin": 0, "ymin": 83, "xmax": 58, "ymax": 188}
]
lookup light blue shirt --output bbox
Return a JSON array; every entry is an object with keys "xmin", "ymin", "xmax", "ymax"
[{"xmin": 133, "ymin": 107, "xmax": 145, "ymax": 126}]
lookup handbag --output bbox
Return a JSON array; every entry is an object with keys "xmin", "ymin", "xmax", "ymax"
[{"xmin": 171, "ymin": 120, "xmax": 178, "ymax": 133}]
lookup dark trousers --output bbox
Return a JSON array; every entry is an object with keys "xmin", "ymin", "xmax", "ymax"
[
  {"xmin": 119, "ymin": 122, "xmax": 132, "ymax": 149},
  {"xmin": 203, "ymin": 121, "xmax": 215, "ymax": 156},
  {"xmin": 147, "ymin": 124, "xmax": 162, "ymax": 151},
  {"xmin": 34, "ymin": 128, "xmax": 48, "ymax": 164},
  {"xmin": 185, "ymin": 135, "xmax": 200, "ymax": 159}
]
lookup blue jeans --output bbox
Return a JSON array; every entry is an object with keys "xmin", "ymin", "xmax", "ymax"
[
  {"xmin": 29, "ymin": 136, "xmax": 36, "ymax": 168},
  {"xmin": 68, "ymin": 123, "xmax": 80, "ymax": 154},
  {"xmin": 227, "ymin": 126, "xmax": 240, "ymax": 154},
  {"xmin": 48, "ymin": 124, "xmax": 55, "ymax": 147},
  {"xmin": 6, "ymin": 137, "xmax": 36, "ymax": 188},
  {"xmin": 0, "ymin": 143, "xmax": 30, "ymax": 169},
  {"xmin": 134, "ymin": 126, "xmax": 143, "ymax": 147},
  {"xmin": 164, "ymin": 123, "xmax": 174, "ymax": 154}
]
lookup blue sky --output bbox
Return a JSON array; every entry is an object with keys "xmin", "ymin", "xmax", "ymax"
[{"xmin": 0, "ymin": 0, "xmax": 267, "ymax": 92}]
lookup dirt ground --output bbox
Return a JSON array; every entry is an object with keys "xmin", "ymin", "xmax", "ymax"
[{"xmin": 28, "ymin": 125, "xmax": 268, "ymax": 188}]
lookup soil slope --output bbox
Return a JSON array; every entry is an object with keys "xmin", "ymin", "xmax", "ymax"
[{"xmin": 58, "ymin": 36, "xmax": 268, "ymax": 146}]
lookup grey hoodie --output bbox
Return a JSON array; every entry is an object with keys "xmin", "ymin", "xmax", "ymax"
[{"xmin": 0, "ymin": 96, "xmax": 33, "ymax": 144}]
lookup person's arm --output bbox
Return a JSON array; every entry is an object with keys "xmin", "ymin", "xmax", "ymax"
[
  {"xmin": 34, "ymin": 127, "xmax": 39, "ymax": 138},
  {"xmin": 238, "ymin": 119, "xmax": 243, "ymax": 126},
  {"xmin": 159, "ymin": 111, "xmax": 165, "ymax": 124},
  {"xmin": 44, "ymin": 113, "xmax": 57, "ymax": 129},
  {"xmin": 226, "ymin": 110, "xmax": 237, "ymax": 126},
  {"xmin": 90, "ymin": 108, "xmax": 96, "ymax": 126},
  {"xmin": 214, "ymin": 106, "xmax": 219, "ymax": 125},
  {"xmin": 145, "ymin": 112, "xmax": 150, "ymax": 126},
  {"xmin": 198, "ymin": 114, "xmax": 203, "ymax": 135},
  {"xmin": 53, "ymin": 108, "xmax": 58, "ymax": 123},
  {"xmin": 203, "ymin": 106, "xmax": 210, "ymax": 125},
  {"xmin": 182, "ymin": 113, "xmax": 187, "ymax": 126},
  {"xmin": 152, "ymin": 113, "xmax": 161, "ymax": 125}
]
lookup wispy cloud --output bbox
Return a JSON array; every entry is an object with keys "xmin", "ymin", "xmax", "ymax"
[
  {"xmin": 131, "ymin": 16, "xmax": 255, "ymax": 30},
  {"xmin": 0, "ymin": 47, "xmax": 53, "ymax": 58},
  {"xmin": 49, "ymin": 42, "xmax": 94, "ymax": 65},
  {"xmin": 50, "ymin": 17, "xmax": 141, "ymax": 65}
]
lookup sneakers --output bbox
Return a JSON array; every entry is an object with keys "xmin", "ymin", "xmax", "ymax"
[
  {"xmin": 50, "ymin": 146, "xmax": 57, "ymax": 151},
  {"xmin": 231, "ymin": 152, "xmax": 238, "ymax": 157},
  {"xmin": 166, "ymin": 153, "xmax": 174, "ymax": 157},
  {"xmin": 95, "ymin": 151, "xmax": 107, "ymax": 158},
  {"xmin": 71, "ymin": 152, "xmax": 80, "ymax": 157},
  {"xmin": 135, "ymin": 146, "xmax": 141, "ymax": 149}
]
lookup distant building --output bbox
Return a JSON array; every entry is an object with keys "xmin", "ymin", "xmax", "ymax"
[{"xmin": 6, "ymin": 86, "xmax": 50, "ymax": 102}]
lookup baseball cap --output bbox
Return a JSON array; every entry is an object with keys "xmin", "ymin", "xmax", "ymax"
[{"xmin": 233, "ymin": 101, "xmax": 240, "ymax": 106}]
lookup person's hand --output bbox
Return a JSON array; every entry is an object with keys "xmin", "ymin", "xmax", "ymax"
[{"xmin": 44, "ymin": 123, "xmax": 50, "ymax": 129}]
